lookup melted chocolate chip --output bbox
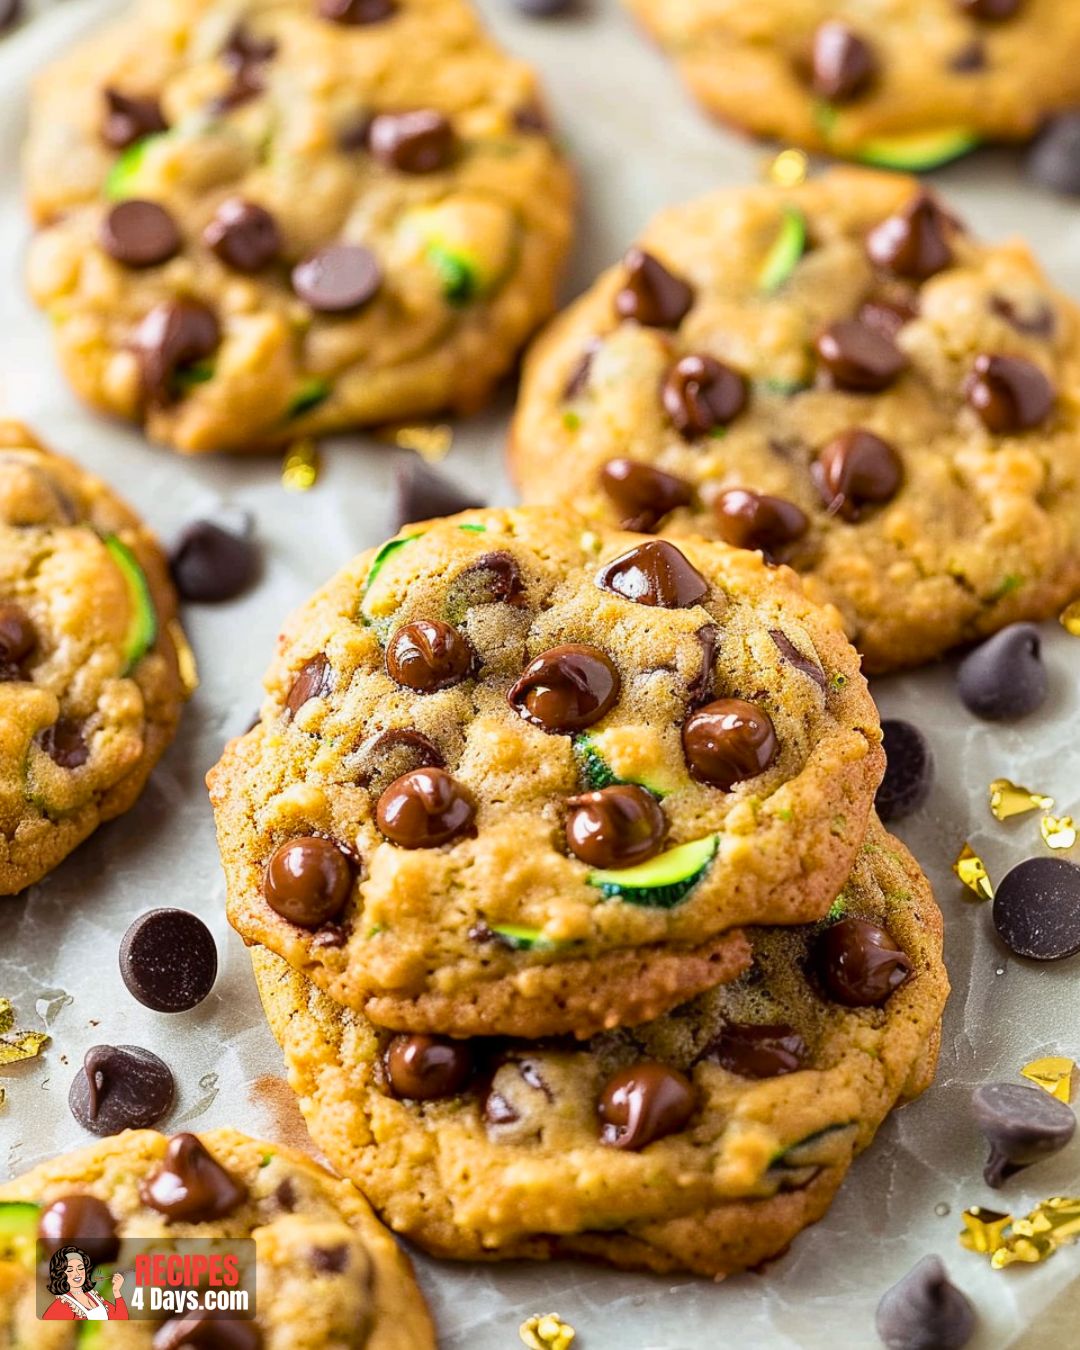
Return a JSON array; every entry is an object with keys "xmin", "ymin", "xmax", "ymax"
[
  {"xmin": 285, "ymin": 653, "xmax": 333, "ymax": 718},
  {"xmin": 292, "ymin": 245, "xmax": 382, "ymax": 313},
  {"xmin": 367, "ymin": 109, "xmax": 456, "ymax": 173},
  {"xmin": 598, "ymin": 458, "xmax": 693, "ymax": 532},
  {"xmin": 596, "ymin": 540, "xmax": 708, "ymax": 608},
  {"xmin": 0, "ymin": 602, "xmax": 37, "ymax": 678},
  {"xmin": 615, "ymin": 248, "xmax": 694, "ymax": 328},
  {"xmin": 38, "ymin": 719, "xmax": 89, "ymax": 769},
  {"xmin": 972, "ymin": 1081, "xmax": 1076, "ymax": 1188},
  {"xmin": 100, "ymin": 200, "xmax": 181, "ymax": 269},
  {"xmin": 712, "ymin": 488, "xmax": 808, "ymax": 561},
  {"xmin": 38, "ymin": 1195, "xmax": 120, "ymax": 1266},
  {"xmin": 866, "ymin": 193, "xmax": 954, "ymax": 279},
  {"xmin": 133, "ymin": 300, "xmax": 220, "ymax": 405},
  {"xmin": 375, "ymin": 767, "xmax": 477, "ymax": 848},
  {"xmin": 318, "ymin": 0, "xmax": 398, "ymax": 22},
  {"xmin": 102, "ymin": 88, "xmax": 168, "ymax": 150},
  {"xmin": 69, "ymin": 1044, "xmax": 175, "ymax": 1136},
  {"xmin": 565, "ymin": 784, "xmax": 666, "ymax": 869},
  {"xmin": 661, "ymin": 354, "xmax": 747, "ymax": 438},
  {"xmin": 394, "ymin": 459, "xmax": 485, "ymax": 531},
  {"xmin": 140, "ymin": 1133, "xmax": 247, "ymax": 1222},
  {"xmin": 687, "ymin": 623, "xmax": 717, "ymax": 706},
  {"xmin": 119, "ymin": 909, "xmax": 219, "ymax": 1012},
  {"xmin": 170, "ymin": 520, "xmax": 259, "ymax": 602},
  {"xmin": 682, "ymin": 699, "xmax": 778, "ymax": 789},
  {"xmin": 507, "ymin": 644, "xmax": 620, "ymax": 734},
  {"xmin": 769, "ymin": 630, "xmax": 826, "ymax": 690},
  {"xmin": 964, "ymin": 353, "xmax": 1055, "ymax": 432},
  {"xmin": 955, "ymin": 0, "xmax": 1020, "ymax": 18},
  {"xmin": 263, "ymin": 837, "xmax": 354, "ymax": 927},
  {"xmin": 815, "ymin": 320, "xmax": 906, "ymax": 391},
  {"xmin": 354, "ymin": 728, "xmax": 445, "ymax": 787},
  {"xmin": 386, "ymin": 620, "xmax": 473, "ymax": 692},
  {"xmin": 453, "ymin": 552, "xmax": 527, "ymax": 607},
  {"xmin": 810, "ymin": 21, "xmax": 877, "ymax": 102},
  {"xmin": 384, "ymin": 1033, "xmax": 473, "ymax": 1099},
  {"xmin": 598, "ymin": 1062, "xmax": 695, "ymax": 1150},
  {"xmin": 203, "ymin": 199, "xmax": 282, "ymax": 273},
  {"xmin": 813, "ymin": 428, "xmax": 903, "ymax": 520},
  {"xmin": 704, "ymin": 1022, "xmax": 808, "ymax": 1079},
  {"xmin": 816, "ymin": 918, "xmax": 913, "ymax": 1006}
]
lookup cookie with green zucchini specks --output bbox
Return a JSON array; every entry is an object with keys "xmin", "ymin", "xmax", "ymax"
[
  {"xmin": 208, "ymin": 506, "xmax": 883, "ymax": 1039},
  {"xmin": 0, "ymin": 1127, "xmax": 435, "ymax": 1348},
  {"xmin": 511, "ymin": 168, "xmax": 1080, "ymax": 673},
  {"xmin": 23, "ymin": 0, "xmax": 574, "ymax": 454},
  {"xmin": 252, "ymin": 816, "xmax": 947, "ymax": 1276},
  {"xmin": 0, "ymin": 422, "xmax": 186, "ymax": 895},
  {"xmin": 624, "ymin": 0, "xmax": 1080, "ymax": 165}
]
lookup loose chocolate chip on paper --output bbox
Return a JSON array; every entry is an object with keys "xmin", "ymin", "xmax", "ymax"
[
  {"xmin": 875, "ymin": 1255, "xmax": 977, "ymax": 1350},
  {"xmin": 992, "ymin": 857, "xmax": 1080, "ymax": 960},
  {"xmin": 171, "ymin": 520, "xmax": 260, "ymax": 602},
  {"xmin": 119, "ymin": 909, "xmax": 219, "ymax": 1012},
  {"xmin": 876, "ymin": 719, "xmax": 933, "ymax": 822},
  {"xmin": 394, "ymin": 459, "xmax": 485, "ymax": 530},
  {"xmin": 973, "ymin": 1081, "xmax": 1076, "ymax": 1188},
  {"xmin": 956, "ymin": 623, "xmax": 1047, "ymax": 721},
  {"xmin": 1028, "ymin": 114, "xmax": 1080, "ymax": 196},
  {"xmin": 69, "ymin": 1044, "xmax": 175, "ymax": 1136}
]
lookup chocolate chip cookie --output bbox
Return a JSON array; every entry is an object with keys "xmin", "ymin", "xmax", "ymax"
[
  {"xmin": 0, "ymin": 422, "xmax": 186, "ymax": 894},
  {"xmin": 511, "ymin": 168, "xmax": 1080, "ymax": 673},
  {"xmin": 0, "ymin": 1127, "xmax": 435, "ymax": 1347},
  {"xmin": 625, "ymin": 0, "xmax": 1080, "ymax": 166},
  {"xmin": 209, "ymin": 506, "xmax": 883, "ymax": 1038},
  {"xmin": 252, "ymin": 816, "xmax": 948, "ymax": 1276},
  {"xmin": 24, "ymin": 0, "xmax": 574, "ymax": 454}
]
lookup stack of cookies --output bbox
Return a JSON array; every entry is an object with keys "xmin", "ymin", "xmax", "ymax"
[{"xmin": 210, "ymin": 506, "xmax": 948, "ymax": 1277}]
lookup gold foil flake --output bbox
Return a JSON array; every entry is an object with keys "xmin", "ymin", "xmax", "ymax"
[
  {"xmin": 962, "ymin": 1198, "xmax": 1080, "ymax": 1269},
  {"xmin": 1021, "ymin": 1056, "xmax": 1075, "ymax": 1103},
  {"xmin": 0, "ymin": 1001, "xmax": 49, "ymax": 1066},
  {"xmin": 1041, "ymin": 814, "xmax": 1077, "ymax": 850},
  {"xmin": 0, "ymin": 1085, "xmax": 5, "ymax": 1109},
  {"xmin": 765, "ymin": 148, "xmax": 809, "ymax": 188},
  {"xmin": 520, "ymin": 1315, "xmax": 575, "ymax": 1350},
  {"xmin": 0, "ymin": 998, "xmax": 13, "ymax": 1036},
  {"xmin": 988, "ymin": 778, "xmax": 1054, "ymax": 821},
  {"xmin": 953, "ymin": 843, "xmax": 994, "ymax": 901},
  {"xmin": 960, "ymin": 1206, "xmax": 1013, "ymax": 1256},
  {"xmin": 167, "ymin": 619, "xmax": 199, "ymax": 697},
  {"xmin": 379, "ymin": 423, "xmax": 453, "ymax": 461},
  {"xmin": 1060, "ymin": 599, "xmax": 1080, "ymax": 636},
  {"xmin": 281, "ymin": 439, "xmax": 319, "ymax": 492}
]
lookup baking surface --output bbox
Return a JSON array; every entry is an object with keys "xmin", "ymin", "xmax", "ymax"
[{"xmin": 1, "ymin": 1, "xmax": 1079, "ymax": 1345}]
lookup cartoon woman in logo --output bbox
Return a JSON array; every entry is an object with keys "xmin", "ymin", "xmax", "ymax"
[{"xmin": 42, "ymin": 1244, "xmax": 128, "ymax": 1321}]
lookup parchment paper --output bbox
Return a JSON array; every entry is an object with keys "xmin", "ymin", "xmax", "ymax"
[{"xmin": 1, "ymin": 2, "xmax": 1079, "ymax": 1345}]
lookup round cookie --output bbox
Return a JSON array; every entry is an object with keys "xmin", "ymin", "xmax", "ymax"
[
  {"xmin": 209, "ymin": 506, "xmax": 883, "ymax": 1039},
  {"xmin": 24, "ymin": 0, "xmax": 574, "ymax": 455},
  {"xmin": 0, "ymin": 421, "xmax": 187, "ymax": 894},
  {"xmin": 253, "ymin": 817, "xmax": 948, "ymax": 1277},
  {"xmin": 624, "ymin": 0, "xmax": 1080, "ymax": 164},
  {"xmin": 0, "ymin": 1127, "xmax": 435, "ymax": 1348},
  {"xmin": 511, "ymin": 168, "xmax": 1080, "ymax": 673}
]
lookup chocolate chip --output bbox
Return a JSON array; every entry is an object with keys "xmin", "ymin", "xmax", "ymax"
[
  {"xmin": 154, "ymin": 1316, "xmax": 262, "ymax": 1350},
  {"xmin": 170, "ymin": 520, "xmax": 259, "ymax": 603},
  {"xmin": 614, "ymin": 248, "xmax": 694, "ymax": 329},
  {"xmin": 599, "ymin": 458, "xmax": 693, "ymax": 532},
  {"xmin": 990, "ymin": 295, "xmax": 1055, "ymax": 337},
  {"xmin": 858, "ymin": 295, "xmax": 919, "ymax": 337},
  {"xmin": 263, "ymin": 837, "xmax": 354, "ymax": 927},
  {"xmin": 452, "ymin": 552, "xmax": 527, "ymax": 607},
  {"xmin": 0, "ymin": 602, "xmax": 36, "ymax": 678},
  {"xmin": 354, "ymin": 728, "xmax": 444, "ymax": 788},
  {"xmin": 875, "ymin": 1255, "xmax": 977, "ymax": 1350},
  {"xmin": 687, "ymin": 623, "xmax": 718, "ymax": 706},
  {"xmin": 876, "ymin": 720, "xmax": 933, "ymax": 822},
  {"xmin": 1028, "ymin": 114, "xmax": 1080, "ymax": 196},
  {"xmin": 508, "ymin": 644, "xmax": 620, "ymax": 734},
  {"xmin": 866, "ymin": 194, "xmax": 954, "ymax": 280},
  {"xmin": 69, "ymin": 1044, "xmax": 175, "ymax": 1136},
  {"xmin": 102, "ymin": 88, "xmax": 168, "ymax": 150},
  {"xmin": 815, "ymin": 320, "xmax": 906, "ymax": 391},
  {"xmin": 769, "ymin": 630, "xmax": 826, "ymax": 690},
  {"xmin": 565, "ymin": 784, "xmax": 666, "ymax": 869},
  {"xmin": 100, "ymin": 201, "xmax": 181, "ymax": 269},
  {"xmin": 38, "ymin": 719, "xmax": 89, "ymax": 769},
  {"xmin": 596, "ymin": 540, "xmax": 708, "ymax": 608},
  {"xmin": 564, "ymin": 340, "xmax": 600, "ymax": 399},
  {"xmin": 964, "ymin": 353, "xmax": 1055, "ymax": 432},
  {"xmin": 712, "ymin": 489, "xmax": 809, "ymax": 562},
  {"xmin": 813, "ymin": 428, "xmax": 903, "ymax": 520},
  {"xmin": 133, "ymin": 300, "xmax": 220, "ymax": 405},
  {"xmin": 318, "ymin": 0, "xmax": 397, "ymax": 22},
  {"xmin": 955, "ymin": 0, "xmax": 1020, "ymax": 18},
  {"xmin": 119, "ymin": 909, "xmax": 219, "ymax": 1012},
  {"xmin": 385, "ymin": 620, "xmax": 473, "ymax": 692},
  {"xmin": 384, "ymin": 1033, "xmax": 473, "ymax": 1099},
  {"xmin": 38, "ymin": 1195, "xmax": 120, "ymax": 1266},
  {"xmin": 310, "ymin": 1245, "xmax": 348, "ymax": 1274},
  {"xmin": 514, "ymin": 102, "xmax": 550, "ymax": 134},
  {"xmin": 285, "ymin": 654, "xmax": 333, "ymax": 718},
  {"xmin": 956, "ymin": 623, "xmax": 1047, "ymax": 721},
  {"xmin": 140, "ymin": 1133, "xmax": 247, "ymax": 1222},
  {"xmin": 810, "ymin": 21, "xmax": 877, "ymax": 102},
  {"xmin": 394, "ymin": 459, "xmax": 485, "ymax": 531},
  {"xmin": 211, "ymin": 65, "xmax": 266, "ymax": 113},
  {"xmin": 682, "ymin": 698, "xmax": 778, "ymax": 789},
  {"xmin": 703, "ymin": 1022, "xmax": 808, "ymax": 1078},
  {"xmin": 992, "ymin": 857, "xmax": 1080, "ymax": 961},
  {"xmin": 972, "ymin": 1081, "xmax": 1076, "ymax": 1188},
  {"xmin": 816, "ymin": 918, "xmax": 912, "ymax": 1007},
  {"xmin": 203, "ymin": 199, "xmax": 282, "ymax": 273},
  {"xmin": 367, "ymin": 110, "xmax": 456, "ymax": 173},
  {"xmin": 661, "ymin": 355, "xmax": 747, "ymax": 438},
  {"xmin": 598, "ymin": 1062, "xmax": 695, "ymax": 1150},
  {"xmin": 513, "ymin": 0, "xmax": 574, "ymax": 13},
  {"xmin": 222, "ymin": 22, "xmax": 277, "ymax": 67},
  {"xmin": 376, "ymin": 767, "xmax": 477, "ymax": 848},
  {"xmin": 950, "ymin": 39, "xmax": 987, "ymax": 72},
  {"xmin": 292, "ymin": 245, "xmax": 382, "ymax": 313}
]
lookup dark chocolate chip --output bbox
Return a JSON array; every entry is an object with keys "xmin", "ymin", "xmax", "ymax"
[
  {"xmin": 285, "ymin": 653, "xmax": 333, "ymax": 718},
  {"xmin": 866, "ymin": 193, "xmax": 954, "ymax": 280},
  {"xmin": 816, "ymin": 918, "xmax": 913, "ymax": 1007},
  {"xmin": 687, "ymin": 623, "xmax": 718, "ymax": 706},
  {"xmin": 453, "ymin": 552, "xmax": 528, "ymax": 607},
  {"xmin": 263, "ymin": 837, "xmax": 354, "ymax": 927},
  {"xmin": 354, "ymin": 728, "xmax": 444, "ymax": 788},
  {"xmin": 513, "ymin": 0, "xmax": 574, "ymax": 13},
  {"xmin": 394, "ymin": 459, "xmax": 485, "ymax": 531},
  {"xmin": 376, "ymin": 767, "xmax": 477, "ymax": 848},
  {"xmin": 385, "ymin": 619, "xmax": 473, "ymax": 692},
  {"xmin": 1028, "ymin": 113, "xmax": 1080, "ymax": 196},
  {"xmin": 810, "ymin": 21, "xmax": 877, "ymax": 102},
  {"xmin": 990, "ymin": 294, "xmax": 1055, "ymax": 337},
  {"xmin": 119, "ymin": 909, "xmax": 219, "ymax": 1012},
  {"xmin": 703, "ymin": 1022, "xmax": 808, "ymax": 1079},
  {"xmin": 614, "ymin": 248, "xmax": 694, "ymax": 329},
  {"xmin": 598, "ymin": 458, "xmax": 693, "ymax": 532},
  {"xmin": 713, "ymin": 488, "xmax": 809, "ymax": 562},
  {"xmin": 661, "ymin": 354, "xmax": 747, "ymax": 438},
  {"xmin": 875, "ymin": 1255, "xmax": 977, "ymax": 1350},
  {"xmin": 598, "ymin": 1062, "xmax": 695, "ymax": 1150},
  {"xmin": 972, "ymin": 1081, "xmax": 1076, "ymax": 1187},
  {"xmin": 769, "ymin": 630, "xmax": 826, "ymax": 690},
  {"xmin": 133, "ymin": 300, "xmax": 220, "ymax": 405},
  {"xmin": 596, "ymin": 539, "xmax": 708, "ymax": 608},
  {"xmin": 318, "ymin": 0, "xmax": 397, "ymax": 22},
  {"xmin": 565, "ymin": 784, "xmax": 666, "ymax": 869},
  {"xmin": 154, "ymin": 1316, "xmax": 262, "ymax": 1350},
  {"xmin": 563, "ymin": 339, "xmax": 600, "ymax": 399},
  {"xmin": 292, "ymin": 245, "xmax": 382, "ymax": 313},
  {"xmin": 813, "ymin": 428, "xmax": 903, "ymax": 520},
  {"xmin": 956, "ymin": 623, "xmax": 1047, "ymax": 721},
  {"xmin": 950, "ymin": 39, "xmax": 987, "ymax": 72},
  {"xmin": 0, "ymin": 602, "xmax": 36, "ymax": 676},
  {"xmin": 102, "ymin": 87, "xmax": 168, "ymax": 151},
  {"xmin": 682, "ymin": 698, "xmax": 778, "ymax": 790},
  {"xmin": 140, "ymin": 1133, "xmax": 247, "ymax": 1222},
  {"xmin": 222, "ymin": 22, "xmax": 278, "ymax": 67},
  {"xmin": 507, "ymin": 644, "xmax": 620, "ymax": 734},
  {"xmin": 69, "ymin": 1044, "xmax": 175, "ymax": 1136},
  {"xmin": 203, "ymin": 199, "xmax": 282, "ymax": 273},
  {"xmin": 955, "ymin": 0, "xmax": 1020, "ymax": 18},
  {"xmin": 876, "ymin": 720, "xmax": 933, "ymax": 822},
  {"xmin": 384, "ymin": 1033, "xmax": 473, "ymax": 1099},
  {"xmin": 992, "ymin": 857, "xmax": 1080, "ymax": 961},
  {"xmin": 38, "ymin": 1195, "xmax": 120, "ymax": 1266},
  {"xmin": 100, "ymin": 200, "xmax": 182, "ymax": 269},
  {"xmin": 170, "ymin": 520, "xmax": 259, "ymax": 603},
  {"xmin": 815, "ymin": 320, "xmax": 906, "ymax": 391},
  {"xmin": 310, "ymin": 1244, "xmax": 348, "ymax": 1274},
  {"xmin": 367, "ymin": 110, "xmax": 456, "ymax": 173},
  {"xmin": 964, "ymin": 353, "xmax": 1055, "ymax": 432},
  {"xmin": 38, "ymin": 719, "xmax": 89, "ymax": 769}
]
